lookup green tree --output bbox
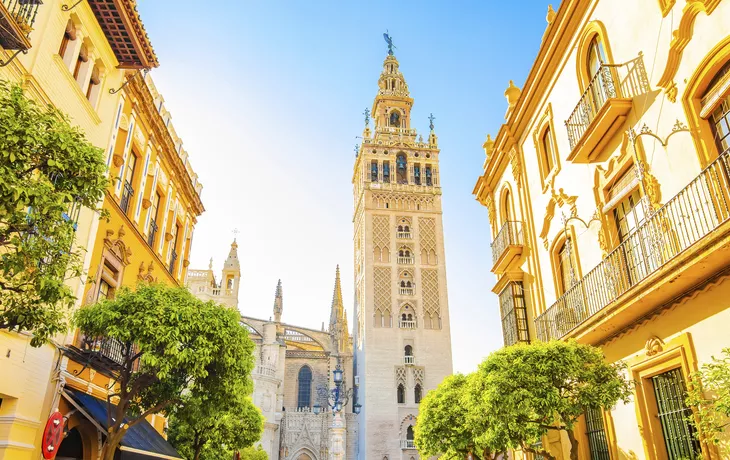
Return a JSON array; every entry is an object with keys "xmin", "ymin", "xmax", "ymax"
[
  {"xmin": 686, "ymin": 347, "xmax": 730, "ymax": 444},
  {"xmin": 415, "ymin": 373, "xmax": 505, "ymax": 459},
  {"xmin": 168, "ymin": 390, "xmax": 264, "ymax": 460},
  {"xmin": 74, "ymin": 284, "xmax": 255, "ymax": 460},
  {"xmin": 238, "ymin": 445, "xmax": 268, "ymax": 460},
  {"xmin": 0, "ymin": 81, "xmax": 108, "ymax": 345},
  {"xmin": 469, "ymin": 340, "xmax": 631, "ymax": 460}
]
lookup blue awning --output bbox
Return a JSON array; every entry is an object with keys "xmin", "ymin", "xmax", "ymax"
[{"xmin": 63, "ymin": 389, "xmax": 182, "ymax": 460}]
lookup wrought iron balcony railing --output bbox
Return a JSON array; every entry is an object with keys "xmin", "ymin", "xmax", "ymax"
[
  {"xmin": 399, "ymin": 287, "xmax": 414, "ymax": 295},
  {"xmin": 69, "ymin": 334, "xmax": 140, "ymax": 375},
  {"xmin": 397, "ymin": 256, "xmax": 414, "ymax": 265},
  {"xmin": 396, "ymin": 231, "xmax": 411, "ymax": 239},
  {"xmin": 399, "ymin": 320, "xmax": 416, "ymax": 329},
  {"xmin": 400, "ymin": 440, "xmax": 416, "ymax": 449},
  {"xmin": 491, "ymin": 221, "xmax": 524, "ymax": 266},
  {"xmin": 536, "ymin": 149, "xmax": 730, "ymax": 341},
  {"xmin": 119, "ymin": 181, "xmax": 134, "ymax": 213},
  {"xmin": 565, "ymin": 55, "xmax": 649, "ymax": 159},
  {"xmin": 404, "ymin": 355, "xmax": 415, "ymax": 365},
  {"xmin": 0, "ymin": 0, "xmax": 40, "ymax": 50}
]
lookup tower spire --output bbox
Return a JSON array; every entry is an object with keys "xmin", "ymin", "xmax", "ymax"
[
  {"xmin": 329, "ymin": 265, "xmax": 349, "ymax": 353},
  {"xmin": 273, "ymin": 279, "xmax": 283, "ymax": 323}
]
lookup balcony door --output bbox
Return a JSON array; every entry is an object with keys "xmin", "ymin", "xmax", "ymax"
[{"xmin": 613, "ymin": 188, "xmax": 652, "ymax": 285}]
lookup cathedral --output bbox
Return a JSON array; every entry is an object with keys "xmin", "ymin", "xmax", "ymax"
[{"xmin": 186, "ymin": 43, "xmax": 453, "ymax": 460}]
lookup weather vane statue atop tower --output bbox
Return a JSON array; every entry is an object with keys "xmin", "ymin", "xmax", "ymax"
[
  {"xmin": 383, "ymin": 31, "xmax": 396, "ymax": 56},
  {"xmin": 363, "ymin": 108, "xmax": 370, "ymax": 126},
  {"xmin": 429, "ymin": 113, "xmax": 436, "ymax": 131}
]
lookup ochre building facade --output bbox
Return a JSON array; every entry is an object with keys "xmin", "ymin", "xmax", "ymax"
[
  {"xmin": 0, "ymin": 1, "xmax": 202, "ymax": 458},
  {"xmin": 474, "ymin": 0, "xmax": 730, "ymax": 459}
]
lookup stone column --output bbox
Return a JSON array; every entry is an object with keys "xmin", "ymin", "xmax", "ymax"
[{"xmin": 329, "ymin": 411, "xmax": 346, "ymax": 460}]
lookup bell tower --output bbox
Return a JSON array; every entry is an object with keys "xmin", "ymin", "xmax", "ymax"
[
  {"xmin": 353, "ymin": 43, "xmax": 453, "ymax": 459},
  {"xmin": 221, "ymin": 239, "xmax": 241, "ymax": 309}
]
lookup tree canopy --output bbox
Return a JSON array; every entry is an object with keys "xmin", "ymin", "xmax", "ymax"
[
  {"xmin": 74, "ymin": 283, "xmax": 256, "ymax": 460},
  {"xmin": 686, "ymin": 347, "xmax": 730, "ymax": 446},
  {"xmin": 0, "ymin": 81, "xmax": 108, "ymax": 345},
  {"xmin": 415, "ymin": 340, "xmax": 632, "ymax": 460},
  {"xmin": 416, "ymin": 373, "xmax": 505, "ymax": 459},
  {"xmin": 168, "ymin": 390, "xmax": 264, "ymax": 460}
]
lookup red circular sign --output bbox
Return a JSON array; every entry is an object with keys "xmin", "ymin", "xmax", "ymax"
[{"xmin": 42, "ymin": 411, "xmax": 64, "ymax": 459}]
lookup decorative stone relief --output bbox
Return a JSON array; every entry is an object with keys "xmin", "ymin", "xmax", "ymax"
[
  {"xmin": 374, "ymin": 267, "xmax": 392, "ymax": 316},
  {"xmin": 395, "ymin": 366, "xmax": 407, "ymax": 386},
  {"xmin": 137, "ymin": 261, "xmax": 157, "ymax": 283},
  {"xmin": 539, "ymin": 188, "xmax": 578, "ymax": 249},
  {"xmin": 373, "ymin": 215, "xmax": 390, "ymax": 260},
  {"xmin": 104, "ymin": 226, "xmax": 132, "ymax": 265},
  {"xmin": 421, "ymin": 269, "xmax": 440, "ymax": 318},
  {"xmin": 419, "ymin": 217, "xmax": 437, "ymax": 264},
  {"xmin": 645, "ymin": 336, "xmax": 665, "ymax": 356},
  {"xmin": 510, "ymin": 148, "xmax": 522, "ymax": 188},
  {"xmin": 413, "ymin": 367, "xmax": 424, "ymax": 386}
]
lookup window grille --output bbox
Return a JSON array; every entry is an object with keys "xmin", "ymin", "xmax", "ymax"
[
  {"xmin": 499, "ymin": 282, "xmax": 529, "ymax": 346},
  {"xmin": 651, "ymin": 368, "xmax": 702, "ymax": 460},
  {"xmin": 584, "ymin": 406, "xmax": 611, "ymax": 460}
]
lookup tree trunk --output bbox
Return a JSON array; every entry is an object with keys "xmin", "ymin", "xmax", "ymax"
[
  {"xmin": 101, "ymin": 428, "xmax": 126, "ymax": 460},
  {"xmin": 567, "ymin": 428, "xmax": 580, "ymax": 460},
  {"xmin": 193, "ymin": 433, "xmax": 203, "ymax": 460},
  {"xmin": 522, "ymin": 445, "xmax": 557, "ymax": 460}
]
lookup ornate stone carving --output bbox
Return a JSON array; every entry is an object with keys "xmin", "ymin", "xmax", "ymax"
[
  {"xmin": 656, "ymin": 0, "xmax": 721, "ymax": 101},
  {"xmin": 539, "ymin": 188, "xmax": 578, "ymax": 249},
  {"xmin": 510, "ymin": 148, "xmax": 522, "ymax": 188},
  {"xmin": 104, "ymin": 226, "xmax": 132, "ymax": 265},
  {"xmin": 137, "ymin": 261, "xmax": 156, "ymax": 283},
  {"xmin": 645, "ymin": 336, "xmax": 665, "ymax": 356}
]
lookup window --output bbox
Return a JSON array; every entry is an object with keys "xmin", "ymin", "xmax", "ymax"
[
  {"xmin": 98, "ymin": 278, "xmax": 112, "ymax": 300},
  {"xmin": 169, "ymin": 224, "xmax": 180, "ymax": 274},
  {"xmin": 709, "ymin": 97, "xmax": 730, "ymax": 153},
  {"xmin": 414, "ymin": 164, "xmax": 421, "ymax": 185},
  {"xmin": 59, "ymin": 20, "xmax": 76, "ymax": 60},
  {"xmin": 584, "ymin": 406, "xmax": 611, "ymax": 460},
  {"xmin": 297, "ymin": 366, "xmax": 313, "ymax": 408},
  {"xmin": 540, "ymin": 126, "xmax": 555, "ymax": 179},
  {"xmin": 120, "ymin": 154, "xmax": 137, "ymax": 214},
  {"xmin": 390, "ymin": 110, "xmax": 401, "ymax": 127},
  {"xmin": 147, "ymin": 192, "xmax": 161, "ymax": 247},
  {"xmin": 701, "ymin": 60, "xmax": 730, "ymax": 154},
  {"xmin": 73, "ymin": 43, "xmax": 88, "ymax": 81},
  {"xmin": 651, "ymin": 368, "xmax": 702, "ymax": 459},
  {"xmin": 396, "ymin": 153, "xmax": 407, "ymax": 184},
  {"xmin": 587, "ymin": 36, "xmax": 609, "ymax": 112},
  {"xmin": 406, "ymin": 426, "xmax": 414, "ymax": 441},
  {"xmin": 557, "ymin": 240, "xmax": 576, "ymax": 294},
  {"xmin": 587, "ymin": 36, "xmax": 607, "ymax": 77},
  {"xmin": 414, "ymin": 384, "xmax": 422, "ymax": 404},
  {"xmin": 383, "ymin": 161, "xmax": 390, "ymax": 182},
  {"xmin": 425, "ymin": 166, "xmax": 432, "ymax": 186},
  {"xmin": 86, "ymin": 64, "xmax": 101, "ymax": 104},
  {"xmin": 371, "ymin": 160, "xmax": 378, "ymax": 182},
  {"xmin": 499, "ymin": 282, "xmax": 529, "ymax": 346},
  {"xmin": 613, "ymin": 188, "xmax": 652, "ymax": 282},
  {"xmin": 397, "ymin": 384, "xmax": 405, "ymax": 404}
]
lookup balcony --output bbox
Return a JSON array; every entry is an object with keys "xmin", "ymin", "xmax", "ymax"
[
  {"xmin": 536, "ymin": 150, "xmax": 730, "ymax": 343},
  {"xmin": 0, "ymin": 0, "xmax": 40, "ymax": 51},
  {"xmin": 565, "ymin": 55, "xmax": 649, "ymax": 163},
  {"xmin": 66, "ymin": 334, "xmax": 139, "ymax": 376},
  {"xmin": 404, "ymin": 355, "xmax": 415, "ymax": 365},
  {"xmin": 400, "ymin": 440, "xmax": 416, "ymax": 449},
  {"xmin": 397, "ymin": 231, "xmax": 411, "ymax": 239},
  {"xmin": 491, "ymin": 221, "xmax": 524, "ymax": 274},
  {"xmin": 397, "ymin": 256, "xmax": 414, "ymax": 265},
  {"xmin": 399, "ymin": 320, "xmax": 416, "ymax": 329},
  {"xmin": 119, "ymin": 181, "xmax": 134, "ymax": 214},
  {"xmin": 253, "ymin": 365, "xmax": 277, "ymax": 378},
  {"xmin": 399, "ymin": 287, "xmax": 414, "ymax": 296}
]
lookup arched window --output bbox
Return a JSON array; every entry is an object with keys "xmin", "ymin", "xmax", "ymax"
[
  {"xmin": 383, "ymin": 161, "xmax": 390, "ymax": 182},
  {"xmin": 557, "ymin": 239, "xmax": 576, "ymax": 295},
  {"xmin": 414, "ymin": 384, "xmax": 422, "ymax": 404},
  {"xmin": 501, "ymin": 189, "xmax": 513, "ymax": 226},
  {"xmin": 371, "ymin": 160, "xmax": 378, "ymax": 182},
  {"xmin": 396, "ymin": 153, "xmax": 407, "ymax": 184},
  {"xmin": 56, "ymin": 427, "xmax": 83, "ymax": 459},
  {"xmin": 404, "ymin": 345, "xmax": 413, "ymax": 356},
  {"xmin": 406, "ymin": 425, "xmax": 414, "ymax": 441},
  {"xmin": 86, "ymin": 63, "xmax": 102, "ymax": 104},
  {"xmin": 390, "ymin": 110, "xmax": 401, "ymax": 127},
  {"xmin": 397, "ymin": 384, "xmax": 405, "ymax": 404},
  {"xmin": 414, "ymin": 163, "xmax": 421, "ymax": 185},
  {"xmin": 297, "ymin": 366, "xmax": 312, "ymax": 408},
  {"xmin": 404, "ymin": 225, "xmax": 410, "ymax": 232},
  {"xmin": 587, "ymin": 36, "xmax": 606, "ymax": 77}
]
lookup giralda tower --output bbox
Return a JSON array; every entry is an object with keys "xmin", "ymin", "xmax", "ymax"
[{"xmin": 352, "ymin": 42, "xmax": 453, "ymax": 459}]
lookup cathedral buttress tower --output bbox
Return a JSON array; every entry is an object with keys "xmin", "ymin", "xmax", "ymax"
[{"xmin": 353, "ymin": 49, "xmax": 453, "ymax": 459}]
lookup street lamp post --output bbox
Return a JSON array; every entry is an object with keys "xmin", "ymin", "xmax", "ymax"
[{"xmin": 313, "ymin": 362, "xmax": 361, "ymax": 460}]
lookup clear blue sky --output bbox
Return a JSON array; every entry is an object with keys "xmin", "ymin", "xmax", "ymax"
[{"xmin": 136, "ymin": 0, "xmax": 554, "ymax": 374}]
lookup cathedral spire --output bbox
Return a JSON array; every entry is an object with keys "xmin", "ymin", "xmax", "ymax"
[
  {"xmin": 329, "ymin": 265, "xmax": 349, "ymax": 353},
  {"xmin": 223, "ymin": 239, "xmax": 240, "ymax": 272},
  {"xmin": 273, "ymin": 279, "xmax": 283, "ymax": 323}
]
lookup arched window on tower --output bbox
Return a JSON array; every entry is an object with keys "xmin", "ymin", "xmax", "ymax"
[
  {"xmin": 390, "ymin": 110, "xmax": 401, "ymax": 127},
  {"xmin": 425, "ymin": 166, "xmax": 433, "ymax": 186},
  {"xmin": 297, "ymin": 366, "xmax": 312, "ymax": 409},
  {"xmin": 383, "ymin": 161, "xmax": 390, "ymax": 183},
  {"xmin": 371, "ymin": 160, "xmax": 378, "ymax": 182},
  {"xmin": 414, "ymin": 384, "xmax": 422, "ymax": 404},
  {"xmin": 396, "ymin": 153, "xmax": 408, "ymax": 184},
  {"xmin": 397, "ymin": 384, "xmax": 405, "ymax": 404},
  {"xmin": 406, "ymin": 425, "xmax": 414, "ymax": 441}
]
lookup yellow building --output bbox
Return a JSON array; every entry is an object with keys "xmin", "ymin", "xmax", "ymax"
[
  {"xmin": 0, "ymin": 1, "xmax": 202, "ymax": 459},
  {"xmin": 473, "ymin": 1, "xmax": 730, "ymax": 459}
]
